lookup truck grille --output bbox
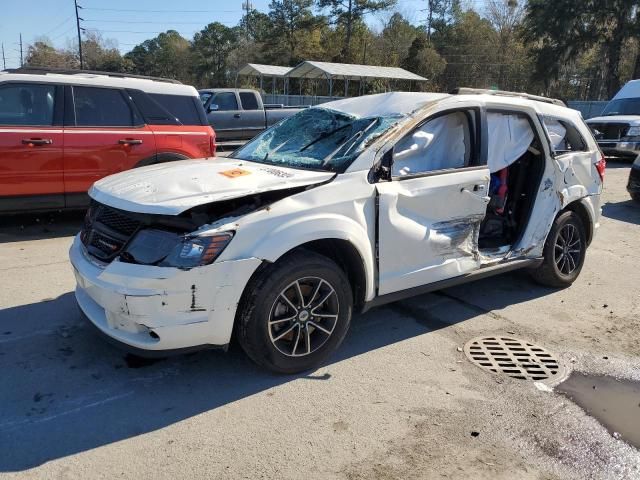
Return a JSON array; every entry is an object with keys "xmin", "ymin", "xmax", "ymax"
[
  {"xmin": 588, "ymin": 122, "xmax": 629, "ymax": 140},
  {"xmin": 80, "ymin": 203, "xmax": 142, "ymax": 261}
]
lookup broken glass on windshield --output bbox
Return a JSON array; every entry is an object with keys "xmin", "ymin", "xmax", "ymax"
[{"xmin": 232, "ymin": 108, "xmax": 399, "ymax": 172}]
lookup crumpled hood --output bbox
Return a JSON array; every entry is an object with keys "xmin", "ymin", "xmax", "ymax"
[
  {"xmin": 587, "ymin": 115, "xmax": 640, "ymax": 125},
  {"xmin": 89, "ymin": 159, "xmax": 335, "ymax": 215}
]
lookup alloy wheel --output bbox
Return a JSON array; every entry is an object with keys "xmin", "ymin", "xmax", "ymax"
[
  {"xmin": 554, "ymin": 223, "xmax": 582, "ymax": 276},
  {"xmin": 268, "ymin": 276, "xmax": 339, "ymax": 357}
]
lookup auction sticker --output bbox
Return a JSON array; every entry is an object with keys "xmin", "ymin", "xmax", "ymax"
[{"xmin": 219, "ymin": 168, "xmax": 251, "ymax": 178}]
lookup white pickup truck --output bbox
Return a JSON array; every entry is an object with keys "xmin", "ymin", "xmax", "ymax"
[
  {"xmin": 586, "ymin": 80, "xmax": 640, "ymax": 159},
  {"xmin": 199, "ymin": 88, "xmax": 302, "ymax": 142}
]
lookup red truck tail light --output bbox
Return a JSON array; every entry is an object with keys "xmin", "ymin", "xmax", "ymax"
[
  {"xmin": 595, "ymin": 155, "xmax": 606, "ymax": 182},
  {"xmin": 210, "ymin": 134, "xmax": 216, "ymax": 157}
]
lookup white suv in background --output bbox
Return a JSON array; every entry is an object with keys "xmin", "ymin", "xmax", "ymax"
[
  {"xmin": 70, "ymin": 89, "xmax": 604, "ymax": 373},
  {"xmin": 586, "ymin": 79, "xmax": 640, "ymax": 159}
]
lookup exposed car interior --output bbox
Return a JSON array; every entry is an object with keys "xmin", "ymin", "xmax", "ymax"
[
  {"xmin": 478, "ymin": 112, "xmax": 546, "ymax": 251},
  {"xmin": 389, "ymin": 108, "xmax": 547, "ymax": 254}
]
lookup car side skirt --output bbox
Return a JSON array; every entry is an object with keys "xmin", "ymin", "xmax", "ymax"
[{"xmin": 362, "ymin": 257, "xmax": 542, "ymax": 312}]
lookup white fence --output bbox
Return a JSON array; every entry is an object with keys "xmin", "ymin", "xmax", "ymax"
[{"xmin": 264, "ymin": 94, "xmax": 344, "ymax": 107}]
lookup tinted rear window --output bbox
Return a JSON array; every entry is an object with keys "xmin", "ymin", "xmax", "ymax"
[
  {"xmin": 149, "ymin": 93, "xmax": 205, "ymax": 125},
  {"xmin": 239, "ymin": 92, "xmax": 259, "ymax": 110}
]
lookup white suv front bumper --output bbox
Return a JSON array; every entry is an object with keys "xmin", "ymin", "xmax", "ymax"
[{"xmin": 69, "ymin": 235, "xmax": 262, "ymax": 353}]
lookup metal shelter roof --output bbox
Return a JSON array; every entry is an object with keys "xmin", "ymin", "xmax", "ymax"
[
  {"xmin": 285, "ymin": 61, "xmax": 427, "ymax": 81},
  {"xmin": 237, "ymin": 63, "xmax": 293, "ymax": 77}
]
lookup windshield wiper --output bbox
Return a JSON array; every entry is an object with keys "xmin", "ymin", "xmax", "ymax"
[
  {"xmin": 321, "ymin": 118, "xmax": 380, "ymax": 166},
  {"xmin": 299, "ymin": 124, "xmax": 352, "ymax": 152}
]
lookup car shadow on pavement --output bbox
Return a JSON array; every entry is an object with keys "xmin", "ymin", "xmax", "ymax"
[
  {"xmin": 0, "ymin": 271, "xmax": 555, "ymax": 471},
  {"xmin": 0, "ymin": 211, "xmax": 85, "ymax": 244},
  {"xmin": 601, "ymin": 200, "xmax": 640, "ymax": 225}
]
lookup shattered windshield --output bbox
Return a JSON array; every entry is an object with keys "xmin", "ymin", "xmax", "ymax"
[
  {"xmin": 231, "ymin": 108, "xmax": 400, "ymax": 172},
  {"xmin": 602, "ymin": 98, "xmax": 640, "ymax": 116}
]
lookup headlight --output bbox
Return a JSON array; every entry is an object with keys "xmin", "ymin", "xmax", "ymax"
[
  {"xmin": 160, "ymin": 232, "xmax": 234, "ymax": 268},
  {"xmin": 626, "ymin": 126, "xmax": 640, "ymax": 137},
  {"xmin": 123, "ymin": 229, "xmax": 234, "ymax": 268}
]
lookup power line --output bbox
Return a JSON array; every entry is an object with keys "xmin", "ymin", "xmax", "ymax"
[
  {"xmin": 81, "ymin": 7, "xmax": 240, "ymax": 13},
  {"xmin": 42, "ymin": 16, "xmax": 75, "ymax": 37},
  {"xmin": 50, "ymin": 26, "xmax": 77, "ymax": 41},
  {"xmin": 83, "ymin": 19, "xmax": 236, "ymax": 25},
  {"xmin": 84, "ymin": 29, "xmax": 200, "ymax": 35}
]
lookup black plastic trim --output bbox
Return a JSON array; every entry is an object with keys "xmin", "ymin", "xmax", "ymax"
[{"xmin": 362, "ymin": 258, "xmax": 542, "ymax": 312}]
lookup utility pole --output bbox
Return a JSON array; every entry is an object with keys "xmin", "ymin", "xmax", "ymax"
[
  {"xmin": 2, "ymin": 43, "xmax": 6, "ymax": 70},
  {"xmin": 19, "ymin": 34, "xmax": 23, "ymax": 66},
  {"xmin": 242, "ymin": 0, "xmax": 253, "ymax": 40},
  {"xmin": 74, "ymin": 0, "xmax": 84, "ymax": 69}
]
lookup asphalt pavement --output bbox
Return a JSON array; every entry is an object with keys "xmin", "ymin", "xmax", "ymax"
[{"xmin": 1, "ymin": 161, "xmax": 639, "ymax": 479}]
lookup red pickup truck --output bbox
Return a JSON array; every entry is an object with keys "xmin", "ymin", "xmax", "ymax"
[{"xmin": 0, "ymin": 68, "xmax": 215, "ymax": 213}]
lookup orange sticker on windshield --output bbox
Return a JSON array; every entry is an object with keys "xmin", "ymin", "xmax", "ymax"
[{"xmin": 219, "ymin": 168, "xmax": 251, "ymax": 178}]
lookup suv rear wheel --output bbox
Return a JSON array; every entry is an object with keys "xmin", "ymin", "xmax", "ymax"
[
  {"xmin": 531, "ymin": 210, "xmax": 587, "ymax": 288},
  {"xmin": 236, "ymin": 251, "xmax": 353, "ymax": 374}
]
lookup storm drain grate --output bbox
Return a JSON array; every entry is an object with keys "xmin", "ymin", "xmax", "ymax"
[{"xmin": 463, "ymin": 336, "xmax": 564, "ymax": 381}]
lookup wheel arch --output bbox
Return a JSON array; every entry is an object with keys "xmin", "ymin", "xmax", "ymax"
[
  {"xmin": 134, "ymin": 152, "xmax": 190, "ymax": 168},
  {"xmin": 289, "ymin": 239, "xmax": 368, "ymax": 312},
  {"xmin": 563, "ymin": 198, "xmax": 595, "ymax": 246}
]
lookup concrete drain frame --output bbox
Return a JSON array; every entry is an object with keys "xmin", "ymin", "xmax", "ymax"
[{"xmin": 464, "ymin": 336, "xmax": 568, "ymax": 385}]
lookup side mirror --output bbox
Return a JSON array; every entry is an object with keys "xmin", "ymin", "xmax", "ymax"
[
  {"xmin": 208, "ymin": 104, "xmax": 219, "ymax": 113},
  {"xmin": 369, "ymin": 148, "xmax": 393, "ymax": 183}
]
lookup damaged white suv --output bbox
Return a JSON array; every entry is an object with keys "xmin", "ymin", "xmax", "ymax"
[{"xmin": 70, "ymin": 89, "xmax": 604, "ymax": 373}]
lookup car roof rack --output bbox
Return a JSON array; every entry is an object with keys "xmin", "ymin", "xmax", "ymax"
[
  {"xmin": 450, "ymin": 87, "xmax": 566, "ymax": 107},
  {"xmin": 3, "ymin": 67, "xmax": 182, "ymax": 85}
]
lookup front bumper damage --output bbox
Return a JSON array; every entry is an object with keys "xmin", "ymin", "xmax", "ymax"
[{"xmin": 69, "ymin": 235, "xmax": 262, "ymax": 353}]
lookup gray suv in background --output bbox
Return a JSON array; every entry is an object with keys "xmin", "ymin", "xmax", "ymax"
[{"xmin": 199, "ymin": 88, "xmax": 301, "ymax": 141}]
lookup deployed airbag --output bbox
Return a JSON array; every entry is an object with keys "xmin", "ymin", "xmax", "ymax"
[
  {"xmin": 393, "ymin": 112, "xmax": 469, "ymax": 176},
  {"xmin": 487, "ymin": 113, "xmax": 535, "ymax": 173}
]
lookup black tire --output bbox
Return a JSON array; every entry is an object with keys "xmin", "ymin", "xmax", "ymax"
[
  {"xmin": 236, "ymin": 251, "xmax": 353, "ymax": 374},
  {"xmin": 631, "ymin": 192, "xmax": 640, "ymax": 203},
  {"xmin": 531, "ymin": 210, "xmax": 587, "ymax": 288}
]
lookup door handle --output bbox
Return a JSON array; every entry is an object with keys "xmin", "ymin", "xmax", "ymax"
[
  {"xmin": 461, "ymin": 185, "xmax": 490, "ymax": 203},
  {"xmin": 22, "ymin": 138, "xmax": 52, "ymax": 146},
  {"xmin": 233, "ymin": 113, "xmax": 241, "ymax": 118},
  {"xmin": 118, "ymin": 139, "xmax": 143, "ymax": 145}
]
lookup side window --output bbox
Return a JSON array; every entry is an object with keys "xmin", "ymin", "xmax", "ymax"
[
  {"xmin": 239, "ymin": 92, "xmax": 260, "ymax": 110},
  {"xmin": 149, "ymin": 93, "xmax": 202, "ymax": 125},
  {"xmin": 543, "ymin": 117, "xmax": 587, "ymax": 153},
  {"xmin": 0, "ymin": 83, "xmax": 55, "ymax": 126},
  {"xmin": 392, "ymin": 111, "xmax": 473, "ymax": 177},
  {"xmin": 199, "ymin": 92, "xmax": 212, "ymax": 105},
  {"xmin": 211, "ymin": 92, "xmax": 238, "ymax": 111},
  {"xmin": 73, "ymin": 87, "xmax": 136, "ymax": 127}
]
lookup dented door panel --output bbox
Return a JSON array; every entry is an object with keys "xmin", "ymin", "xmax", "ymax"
[{"xmin": 376, "ymin": 168, "xmax": 490, "ymax": 295}]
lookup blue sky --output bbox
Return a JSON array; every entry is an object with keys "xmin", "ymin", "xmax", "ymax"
[{"xmin": 0, "ymin": 0, "xmax": 430, "ymax": 69}]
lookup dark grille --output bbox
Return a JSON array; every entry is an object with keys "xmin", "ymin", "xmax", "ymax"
[
  {"xmin": 588, "ymin": 122, "xmax": 629, "ymax": 140},
  {"xmin": 97, "ymin": 207, "xmax": 140, "ymax": 236},
  {"xmin": 81, "ymin": 203, "xmax": 142, "ymax": 261}
]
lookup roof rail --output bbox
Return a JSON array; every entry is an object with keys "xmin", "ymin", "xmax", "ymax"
[
  {"xmin": 3, "ymin": 67, "xmax": 182, "ymax": 84},
  {"xmin": 450, "ymin": 87, "xmax": 566, "ymax": 107}
]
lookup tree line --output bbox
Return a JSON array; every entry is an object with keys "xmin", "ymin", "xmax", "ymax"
[{"xmin": 21, "ymin": 0, "xmax": 640, "ymax": 100}]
